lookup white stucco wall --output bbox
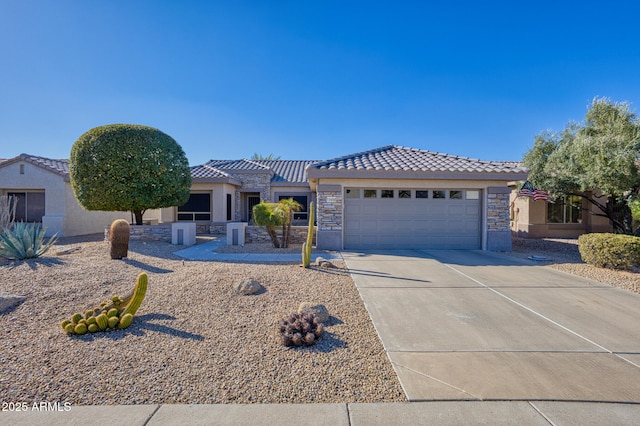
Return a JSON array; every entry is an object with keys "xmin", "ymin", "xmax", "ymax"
[
  {"xmin": 0, "ymin": 160, "xmax": 68, "ymax": 236},
  {"xmin": 0, "ymin": 160, "xmax": 163, "ymax": 237}
]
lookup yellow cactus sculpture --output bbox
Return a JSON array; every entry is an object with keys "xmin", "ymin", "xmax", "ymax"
[{"xmin": 61, "ymin": 273, "xmax": 148, "ymax": 335}]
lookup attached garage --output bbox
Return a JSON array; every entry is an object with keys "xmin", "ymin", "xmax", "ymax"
[
  {"xmin": 344, "ymin": 188, "xmax": 481, "ymax": 249},
  {"xmin": 306, "ymin": 145, "xmax": 528, "ymax": 252}
]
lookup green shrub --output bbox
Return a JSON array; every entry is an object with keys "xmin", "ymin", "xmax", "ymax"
[
  {"xmin": 0, "ymin": 222, "xmax": 58, "ymax": 260},
  {"xmin": 577, "ymin": 233, "xmax": 640, "ymax": 270}
]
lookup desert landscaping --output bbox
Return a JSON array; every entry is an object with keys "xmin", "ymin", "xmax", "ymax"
[{"xmin": 0, "ymin": 235, "xmax": 405, "ymax": 405}]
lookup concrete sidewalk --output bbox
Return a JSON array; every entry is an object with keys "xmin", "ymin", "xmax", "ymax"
[
  {"xmin": 173, "ymin": 237, "xmax": 342, "ymax": 262},
  {"xmin": 5, "ymin": 401, "xmax": 640, "ymax": 425}
]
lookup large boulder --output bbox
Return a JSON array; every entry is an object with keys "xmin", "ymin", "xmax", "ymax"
[
  {"xmin": 235, "ymin": 279, "xmax": 264, "ymax": 295},
  {"xmin": 0, "ymin": 295, "xmax": 26, "ymax": 314},
  {"xmin": 298, "ymin": 302, "xmax": 329, "ymax": 323}
]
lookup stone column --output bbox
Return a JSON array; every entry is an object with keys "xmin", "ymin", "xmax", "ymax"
[
  {"xmin": 315, "ymin": 184, "xmax": 343, "ymax": 250},
  {"xmin": 486, "ymin": 186, "xmax": 512, "ymax": 251}
]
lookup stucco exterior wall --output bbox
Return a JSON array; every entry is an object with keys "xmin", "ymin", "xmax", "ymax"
[
  {"xmin": 510, "ymin": 190, "xmax": 612, "ymax": 238},
  {"xmin": 0, "ymin": 160, "xmax": 164, "ymax": 237},
  {"xmin": 62, "ymin": 182, "xmax": 131, "ymax": 237}
]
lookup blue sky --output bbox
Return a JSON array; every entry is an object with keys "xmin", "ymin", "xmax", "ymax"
[{"xmin": 1, "ymin": 1, "xmax": 639, "ymax": 165}]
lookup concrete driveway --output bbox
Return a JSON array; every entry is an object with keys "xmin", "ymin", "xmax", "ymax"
[{"xmin": 343, "ymin": 249, "xmax": 640, "ymax": 402}]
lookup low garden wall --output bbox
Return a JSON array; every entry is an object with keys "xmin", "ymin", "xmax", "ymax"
[
  {"xmin": 245, "ymin": 226, "xmax": 315, "ymax": 245},
  {"xmin": 104, "ymin": 225, "xmax": 172, "ymax": 242},
  {"xmin": 104, "ymin": 223, "xmax": 315, "ymax": 245}
]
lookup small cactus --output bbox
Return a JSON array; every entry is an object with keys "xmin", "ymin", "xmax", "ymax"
[
  {"xmin": 278, "ymin": 311, "xmax": 324, "ymax": 347},
  {"xmin": 96, "ymin": 314, "xmax": 108, "ymax": 331},
  {"xmin": 302, "ymin": 202, "xmax": 315, "ymax": 268},
  {"xmin": 107, "ymin": 316, "xmax": 119, "ymax": 329},
  {"xmin": 109, "ymin": 219, "xmax": 130, "ymax": 259}
]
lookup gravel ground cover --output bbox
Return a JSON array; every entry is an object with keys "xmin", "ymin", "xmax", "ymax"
[
  {"xmin": 0, "ymin": 235, "xmax": 404, "ymax": 405},
  {"xmin": 509, "ymin": 238, "xmax": 640, "ymax": 294}
]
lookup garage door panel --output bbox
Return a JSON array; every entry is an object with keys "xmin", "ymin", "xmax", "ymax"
[{"xmin": 345, "ymin": 190, "xmax": 481, "ymax": 250}]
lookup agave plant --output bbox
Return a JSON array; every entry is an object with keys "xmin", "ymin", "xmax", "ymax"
[{"xmin": 0, "ymin": 222, "xmax": 58, "ymax": 260}]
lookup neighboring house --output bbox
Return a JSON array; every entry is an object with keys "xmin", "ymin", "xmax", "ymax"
[
  {"xmin": 509, "ymin": 187, "xmax": 612, "ymax": 238},
  {"xmin": 1, "ymin": 146, "xmax": 529, "ymax": 251},
  {"xmin": 0, "ymin": 154, "xmax": 152, "ymax": 237}
]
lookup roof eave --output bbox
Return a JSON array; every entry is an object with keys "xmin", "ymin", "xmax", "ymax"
[{"xmin": 306, "ymin": 168, "xmax": 529, "ymax": 181}]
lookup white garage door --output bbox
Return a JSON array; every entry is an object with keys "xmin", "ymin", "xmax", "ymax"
[{"xmin": 344, "ymin": 188, "xmax": 481, "ymax": 250}]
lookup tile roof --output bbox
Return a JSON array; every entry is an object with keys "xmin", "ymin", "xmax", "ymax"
[
  {"xmin": 196, "ymin": 159, "xmax": 316, "ymax": 184},
  {"xmin": 190, "ymin": 164, "xmax": 236, "ymax": 179},
  {"xmin": 0, "ymin": 154, "xmax": 70, "ymax": 177},
  {"xmin": 309, "ymin": 145, "xmax": 527, "ymax": 174}
]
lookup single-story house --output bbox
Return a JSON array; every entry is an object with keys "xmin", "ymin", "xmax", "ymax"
[
  {"xmin": 509, "ymin": 186, "xmax": 612, "ymax": 238},
  {"xmin": 1, "ymin": 146, "xmax": 528, "ymax": 251},
  {"xmin": 0, "ymin": 154, "xmax": 156, "ymax": 237},
  {"xmin": 171, "ymin": 145, "xmax": 526, "ymax": 251}
]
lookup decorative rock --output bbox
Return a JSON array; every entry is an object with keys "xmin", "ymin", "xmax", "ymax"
[
  {"xmin": 0, "ymin": 295, "xmax": 26, "ymax": 314},
  {"xmin": 315, "ymin": 257, "xmax": 335, "ymax": 268},
  {"xmin": 298, "ymin": 302, "xmax": 329, "ymax": 323},
  {"xmin": 235, "ymin": 279, "xmax": 264, "ymax": 295}
]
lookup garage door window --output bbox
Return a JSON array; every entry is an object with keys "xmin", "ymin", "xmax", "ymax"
[
  {"xmin": 416, "ymin": 190, "xmax": 429, "ymax": 199},
  {"xmin": 364, "ymin": 190, "xmax": 377, "ymax": 198},
  {"xmin": 381, "ymin": 190, "xmax": 394, "ymax": 198},
  {"xmin": 345, "ymin": 188, "xmax": 360, "ymax": 198},
  {"xmin": 450, "ymin": 190, "xmax": 463, "ymax": 199},
  {"xmin": 399, "ymin": 190, "xmax": 411, "ymax": 199},
  {"xmin": 467, "ymin": 190, "xmax": 480, "ymax": 200},
  {"xmin": 433, "ymin": 190, "xmax": 446, "ymax": 199}
]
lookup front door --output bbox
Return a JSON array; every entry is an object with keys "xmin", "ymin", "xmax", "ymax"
[{"xmin": 247, "ymin": 195, "xmax": 260, "ymax": 224}]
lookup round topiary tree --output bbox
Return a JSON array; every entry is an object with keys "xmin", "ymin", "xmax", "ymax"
[{"xmin": 70, "ymin": 124, "xmax": 192, "ymax": 225}]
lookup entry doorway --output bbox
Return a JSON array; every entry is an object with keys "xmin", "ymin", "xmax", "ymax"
[{"xmin": 245, "ymin": 194, "xmax": 260, "ymax": 223}]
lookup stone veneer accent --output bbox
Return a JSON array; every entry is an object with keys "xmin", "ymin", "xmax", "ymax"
[
  {"xmin": 486, "ymin": 187, "xmax": 512, "ymax": 251},
  {"xmin": 315, "ymin": 184, "xmax": 343, "ymax": 250},
  {"xmin": 233, "ymin": 172, "xmax": 272, "ymax": 221},
  {"xmin": 245, "ymin": 226, "xmax": 314, "ymax": 245},
  {"xmin": 104, "ymin": 225, "xmax": 172, "ymax": 243},
  {"xmin": 316, "ymin": 187, "xmax": 343, "ymax": 231}
]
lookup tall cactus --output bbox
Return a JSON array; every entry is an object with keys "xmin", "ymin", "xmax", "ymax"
[
  {"xmin": 302, "ymin": 201, "xmax": 315, "ymax": 268},
  {"xmin": 61, "ymin": 273, "xmax": 148, "ymax": 335},
  {"xmin": 109, "ymin": 219, "xmax": 130, "ymax": 259}
]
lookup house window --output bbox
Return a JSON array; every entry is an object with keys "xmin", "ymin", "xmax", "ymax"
[
  {"xmin": 178, "ymin": 193, "xmax": 211, "ymax": 221},
  {"xmin": 547, "ymin": 195, "xmax": 582, "ymax": 224},
  {"xmin": 278, "ymin": 195, "xmax": 309, "ymax": 221},
  {"xmin": 226, "ymin": 194, "xmax": 232, "ymax": 221},
  {"xmin": 8, "ymin": 191, "xmax": 45, "ymax": 222}
]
